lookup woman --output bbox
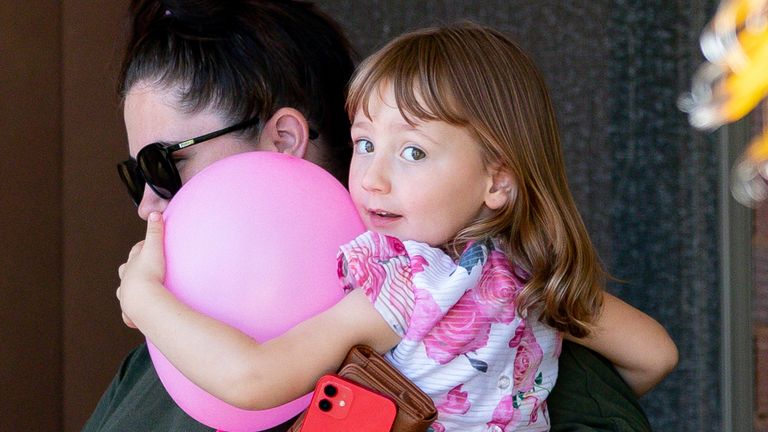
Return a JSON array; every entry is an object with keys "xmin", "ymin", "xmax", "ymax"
[{"xmin": 84, "ymin": 1, "xmax": 353, "ymax": 430}]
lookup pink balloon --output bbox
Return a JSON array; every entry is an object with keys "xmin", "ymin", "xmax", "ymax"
[{"xmin": 147, "ymin": 152, "xmax": 364, "ymax": 432}]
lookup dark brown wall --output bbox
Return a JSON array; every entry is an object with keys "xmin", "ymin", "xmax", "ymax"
[
  {"xmin": 1, "ymin": 2, "xmax": 63, "ymax": 430},
  {"xmin": 60, "ymin": 1, "xmax": 145, "ymax": 431},
  {"xmin": 2, "ymin": 1, "xmax": 144, "ymax": 431}
]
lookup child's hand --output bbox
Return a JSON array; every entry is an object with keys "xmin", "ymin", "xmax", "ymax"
[{"xmin": 116, "ymin": 212, "xmax": 167, "ymax": 328}]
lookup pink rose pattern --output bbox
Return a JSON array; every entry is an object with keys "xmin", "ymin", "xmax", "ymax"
[
  {"xmin": 404, "ymin": 287, "xmax": 443, "ymax": 341},
  {"xmin": 436, "ymin": 384, "xmax": 472, "ymax": 415},
  {"xmin": 386, "ymin": 235, "xmax": 407, "ymax": 254},
  {"xmin": 423, "ymin": 244, "xmax": 526, "ymax": 365},
  {"xmin": 423, "ymin": 292, "xmax": 493, "ymax": 364},
  {"xmin": 338, "ymin": 233, "xmax": 553, "ymax": 430},
  {"xmin": 509, "ymin": 320, "xmax": 544, "ymax": 392},
  {"xmin": 339, "ymin": 232, "xmax": 414, "ymax": 329},
  {"xmin": 428, "ymin": 422, "xmax": 446, "ymax": 432},
  {"xmin": 486, "ymin": 394, "xmax": 521, "ymax": 430},
  {"xmin": 339, "ymin": 239, "xmax": 387, "ymax": 299},
  {"xmin": 472, "ymin": 249, "xmax": 523, "ymax": 324},
  {"xmin": 410, "ymin": 254, "xmax": 429, "ymax": 273},
  {"xmin": 527, "ymin": 397, "xmax": 546, "ymax": 426}
]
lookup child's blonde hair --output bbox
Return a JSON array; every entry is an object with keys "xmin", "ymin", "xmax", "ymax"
[{"xmin": 347, "ymin": 23, "xmax": 604, "ymax": 337}]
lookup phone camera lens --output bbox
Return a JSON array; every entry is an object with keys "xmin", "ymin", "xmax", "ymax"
[
  {"xmin": 318, "ymin": 398, "xmax": 332, "ymax": 412},
  {"xmin": 323, "ymin": 384, "xmax": 338, "ymax": 397}
]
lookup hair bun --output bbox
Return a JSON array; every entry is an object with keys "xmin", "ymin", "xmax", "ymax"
[{"xmin": 160, "ymin": 0, "xmax": 237, "ymax": 32}]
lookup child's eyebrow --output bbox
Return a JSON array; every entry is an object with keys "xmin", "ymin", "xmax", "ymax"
[
  {"xmin": 394, "ymin": 122, "xmax": 419, "ymax": 132},
  {"xmin": 350, "ymin": 120, "xmax": 372, "ymax": 130}
]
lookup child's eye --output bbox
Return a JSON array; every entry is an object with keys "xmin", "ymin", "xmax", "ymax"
[
  {"xmin": 401, "ymin": 146, "xmax": 426, "ymax": 161},
  {"xmin": 354, "ymin": 139, "xmax": 374, "ymax": 154}
]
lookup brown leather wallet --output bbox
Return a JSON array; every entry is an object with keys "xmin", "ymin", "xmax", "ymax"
[{"xmin": 289, "ymin": 345, "xmax": 437, "ymax": 432}]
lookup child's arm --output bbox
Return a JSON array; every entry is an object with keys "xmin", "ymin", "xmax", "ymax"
[
  {"xmin": 117, "ymin": 212, "xmax": 401, "ymax": 410},
  {"xmin": 565, "ymin": 292, "xmax": 678, "ymax": 396}
]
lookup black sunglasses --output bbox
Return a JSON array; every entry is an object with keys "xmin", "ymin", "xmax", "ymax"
[{"xmin": 117, "ymin": 116, "xmax": 261, "ymax": 206}]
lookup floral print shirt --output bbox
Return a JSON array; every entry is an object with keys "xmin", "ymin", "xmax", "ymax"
[{"xmin": 337, "ymin": 231, "xmax": 561, "ymax": 432}]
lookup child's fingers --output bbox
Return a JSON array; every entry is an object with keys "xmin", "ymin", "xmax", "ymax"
[
  {"xmin": 118, "ymin": 263, "xmax": 126, "ymax": 279},
  {"xmin": 142, "ymin": 212, "xmax": 165, "ymax": 258},
  {"xmin": 115, "ymin": 286, "xmax": 138, "ymax": 328},
  {"xmin": 128, "ymin": 241, "xmax": 144, "ymax": 261}
]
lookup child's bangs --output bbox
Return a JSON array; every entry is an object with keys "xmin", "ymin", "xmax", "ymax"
[{"xmin": 347, "ymin": 35, "xmax": 468, "ymax": 127}]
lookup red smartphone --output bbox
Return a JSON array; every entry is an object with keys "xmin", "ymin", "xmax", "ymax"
[{"xmin": 299, "ymin": 374, "xmax": 397, "ymax": 432}]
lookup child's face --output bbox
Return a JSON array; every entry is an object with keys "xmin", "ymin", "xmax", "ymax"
[{"xmin": 349, "ymin": 84, "xmax": 497, "ymax": 247}]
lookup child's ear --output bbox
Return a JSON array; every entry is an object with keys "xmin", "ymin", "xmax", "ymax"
[
  {"xmin": 485, "ymin": 167, "xmax": 515, "ymax": 210},
  {"xmin": 259, "ymin": 107, "xmax": 311, "ymax": 158}
]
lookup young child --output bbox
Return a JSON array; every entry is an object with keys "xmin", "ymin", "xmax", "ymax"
[{"xmin": 118, "ymin": 24, "xmax": 678, "ymax": 431}]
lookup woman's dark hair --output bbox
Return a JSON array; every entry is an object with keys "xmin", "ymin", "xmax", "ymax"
[{"xmin": 119, "ymin": 0, "xmax": 355, "ymax": 182}]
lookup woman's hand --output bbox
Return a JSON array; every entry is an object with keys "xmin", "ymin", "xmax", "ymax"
[{"xmin": 116, "ymin": 212, "xmax": 167, "ymax": 328}]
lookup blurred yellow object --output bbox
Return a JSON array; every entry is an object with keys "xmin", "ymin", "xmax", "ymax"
[
  {"xmin": 732, "ymin": 131, "xmax": 768, "ymax": 206},
  {"xmin": 746, "ymin": 129, "xmax": 768, "ymax": 161},
  {"xmin": 688, "ymin": 0, "xmax": 768, "ymax": 128},
  {"xmin": 721, "ymin": 36, "xmax": 768, "ymax": 122},
  {"xmin": 682, "ymin": 0, "xmax": 768, "ymax": 206},
  {"xmin": 704, "ymin": 0, "xmax": 766, "ymax": 68}
]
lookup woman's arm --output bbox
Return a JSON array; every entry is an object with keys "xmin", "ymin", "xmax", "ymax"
[
  {"xmin": 565, "ymin": 292, "xmax": 678, "ymax": 396},
  {"xmin": 117, "ymin": 213, "xmax": 400, "ymax": 410}
]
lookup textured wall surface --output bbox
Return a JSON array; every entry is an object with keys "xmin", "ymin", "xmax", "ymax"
[
  {"xmin": 315, "ymin": 1, "xmax": 720, "ymax": 430},
  {"xmin": 753, "ymin": 108, "xmax": 768, "ymax": 428}
]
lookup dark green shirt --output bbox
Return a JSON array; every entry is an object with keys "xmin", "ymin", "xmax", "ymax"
[
  {"xmin": 82, "ymin": 343, "xmax": 295, "ymax": 432},
  {"xmin": 82, "ymin": 341, "xmax": 651, "ymax": 431},
  {"xmin": 549, "ymin": 341, "xmax": 652, "ymax": 432}
]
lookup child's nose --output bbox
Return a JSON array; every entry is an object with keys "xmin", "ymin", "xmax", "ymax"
[{"xmin": 361, "ymin": 156, "xmax": 390, "ymax": 194}]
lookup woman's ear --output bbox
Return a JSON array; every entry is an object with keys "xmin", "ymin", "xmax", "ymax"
[
  {"xmin": 485, "ymin": 167, "xmax": 515, "ymax": 210},
  {"xmin": 258, "ymin": 107, "xmax": 311, "ymax": 158}
]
